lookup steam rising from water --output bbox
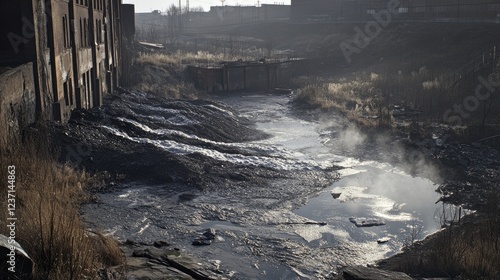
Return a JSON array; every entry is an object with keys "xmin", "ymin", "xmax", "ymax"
[
  {"xmin": 338, "ymin": 124, "xmax": 367, "ymax": 151},
  {"xmin": 320, "ymin": 115, "xmax": 441, "ymax": 183}
]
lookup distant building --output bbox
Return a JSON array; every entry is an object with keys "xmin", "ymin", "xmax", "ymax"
[
  {"xmin": 208, "ymin": 4, "xmax": 290, "ymax": 23},
  {"xmin": 183, "ymin": 4, "xmax": 291, "ymax": 33},
  {"xmin": 0, "ymin": 0, "xmax": 133, "ymax": 144},
  {"xmin": 291, "ymin": 0, "xmax": 341, "ymax": 21},
  {"xmin": 291, "ymin": 0, "xmax": 500, "ymax": 22},
  {"xmin": 135, "ymin": 10, "xmax": 164, "ymax": 30}
]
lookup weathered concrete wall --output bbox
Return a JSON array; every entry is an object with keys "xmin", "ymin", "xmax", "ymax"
[
  {"xmin": 189, "ymin": 60, "xmax": 305, "ymax": 92},
  {"xmin": 49, "ymin": 0, "xmax": 77, "ymax": 121},
  {"xmin": 32, "ymin": 0, "xmax": 55, "ymax": 121},
  {"xmin": 0, "ymin": 63, "xmax": 36, "ymax": 146}
]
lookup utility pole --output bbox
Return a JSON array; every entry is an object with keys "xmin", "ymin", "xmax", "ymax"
[
  {"xmin": 178, "ymin": 0, "xmax": 182, "ymax": 34},
  {"xmin": 221, "ymin": 0, "xmax": 225, "ymax": 22}
]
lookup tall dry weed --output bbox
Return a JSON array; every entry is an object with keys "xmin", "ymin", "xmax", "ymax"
[{"xmin": 0, "ymin": 132, "xmax": 123, "ymax": 279}]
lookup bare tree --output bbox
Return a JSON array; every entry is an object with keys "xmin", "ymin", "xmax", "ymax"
[
  {"xmin": 190, "ymin": 6, "xmax": 204, "ymax": 12},
  {"xmin": 166, "ymin": 4, "xmax": 180, "ymax": 37},
  {"xmin": 265, "ymin": 38, "xmax": 276, "ymax": 58}
]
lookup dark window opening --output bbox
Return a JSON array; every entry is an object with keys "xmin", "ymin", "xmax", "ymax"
[
  {"xmin": 83, "ymin": 18, "xmax": 88, "ymax": 47},
  {"xmin": 63, "ymin": 80, "xmax": 70, "ymax": 106},
  {"xmin": 80, "ymin": 18, "xmax": 83, "ymax": 47},
  {"xmin": 69, "ymin": 78, "xmax": 74, "ymax": 106},
  {"xmin": 63, "ymin": 15, "xmax": 70, "ymax": 48}
]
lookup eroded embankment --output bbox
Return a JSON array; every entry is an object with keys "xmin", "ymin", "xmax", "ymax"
[
  {"xmin": 47, "ymin": 90, "xmax": 344, "ymax": 279},
  {"xmin": 49, "ymin": 90, "xmax": 338, "ymax": 189}
]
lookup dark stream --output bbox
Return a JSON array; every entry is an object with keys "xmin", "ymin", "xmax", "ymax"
[{"xmin": 81, "ymin": 92, "xmax": 450, "ymax": 279}]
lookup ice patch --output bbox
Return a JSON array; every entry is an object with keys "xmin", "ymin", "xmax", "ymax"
[
  {"xmin": 134, "ymin": 103, "xmax": 183, "ymax": 115},
  {"xmin": 118, "ymin": 118, "xmax": 301, "ymax": 157},
  {"xmin": 103, "ymin": 126, "xmax": 330, "ymax": 171},
  {"xmin": 203, "ymin": 104, "xmax": 235, "ymax": 116}
]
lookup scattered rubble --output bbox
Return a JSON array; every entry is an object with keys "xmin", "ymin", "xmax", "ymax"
[
  {"xmin": 337, "ymin": 265, "xmax": 412, "ymax": 280},
  {"xmin": 331, "ymin": 192, "xmax": 342, "ymax": 199},
  {"xmin": 192, "ymin": 228, "xmax": 217, "ymax": 246},
  {"xmin": 349, "ymin": 217, "xmax": 386, "ymax": 227},
  {"xmin": 120, "ymin": 240, "xmax": 226, "ymax": 280},
  {"xmin": 376, "ymin": 237, "xmax": 391, "ymax": 244}
]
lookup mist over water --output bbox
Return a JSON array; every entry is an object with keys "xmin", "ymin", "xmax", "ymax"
[
  {"xmin": 217, "ymin": 93, "xmax": 445, "ymax": 267},
  {"xmin": 338, "ymin": 124, "xmax": 367, "ymax": 152}
]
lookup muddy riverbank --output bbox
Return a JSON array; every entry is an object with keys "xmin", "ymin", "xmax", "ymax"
[
  {"xmin": 289, "ymin": 97, "xmax": 500, "ymax": 278},
  {"xmin": 47, "ymin": 89, "xmax": 499, "ymax": 279},
  {"xmin": 50, "ymin": 90, "xmax": 341, "ymax": 278}
]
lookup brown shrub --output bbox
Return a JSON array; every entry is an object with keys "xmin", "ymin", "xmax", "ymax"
[{"xmin": 0, "ymin": 133, "xmax": 123, "ymax": 280}]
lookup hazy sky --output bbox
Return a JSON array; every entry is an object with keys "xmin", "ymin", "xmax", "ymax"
[{"xmin": 123, "ymin": 0, "xmax": 290, "ymax": 13}]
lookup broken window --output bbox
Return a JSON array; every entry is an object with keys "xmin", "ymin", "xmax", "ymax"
[
  {"xmin": 63, "ymin": 15, "xmax": 70, "ymax": 48},
  {"xmin": 80, "ymin": 18, "xmax": 84, "ymax": 47},
  {"xmin": 63, "ymin": 80, "xmax": 70, "ymax": 106},
  {"xmin": 83, "ymin": 18, "xmax": 88, "ymax": 47}
]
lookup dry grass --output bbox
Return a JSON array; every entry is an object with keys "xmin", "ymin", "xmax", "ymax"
[
  {"xmin": 136, "ymin": 52, "xmax": 180, "ymax": 66},
  {"xmin": 292, "ymin": 66, "xmax": 472, "ymax": 128},
  {"xmin": 135, "ymin": 50, "xmax": 254, "ymax": 67},
  {"xmin": 294, "ymin": 61, "xmax": 500, "ymax": 128},
  {"xmin": 130, "ymin": 50, "xmax": 256, "ymax": 100},
  {"xmin": 126, "ymin": 51, "xmax": 213, "ymax": 100},
  {"xmin": 293, "ymin": 75, "xmax": 387, "ymax": 127},
  {"xmin": 380, "ymin": 195, "xmax": 500, "ymax": 278},
  {"xmin": 0, "ymin": 133, "xmax": 123, "ymax": 279}
]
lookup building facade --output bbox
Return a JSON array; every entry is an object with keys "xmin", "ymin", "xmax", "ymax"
[{"xmin": 0, "ymin": 0, "xmax": 132, "ymax": 132}]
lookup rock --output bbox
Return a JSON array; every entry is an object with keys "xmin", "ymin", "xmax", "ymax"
[
  {"xmin": 331, "ymin": 192, "xmax": 342, "ymax": 199},
  {"xmin": 0, "ymin": 234, "xmax": 33, "ymax": 279},
  {"xmin": 349, "ymin": 217, "xmax": 386, "ymax": 227},
  {"xmin": 192, "ymin": 228, "xmax": 217, "ymax": 246},
  {"xmin": 132, "ymin": 249, "xmax": 157, "ymax": 259},
  {"xmin": 203, "ymin": 228, "xmax": 216, "ymax": 240},
  {"xmin": 178, "ymin": 193, "xmax": 198, "ymax": 203},
  {"xmin": 192, "ymin": 238, "xmax": 212, "ymax": 246},
  {"xmin": 341, "ymin": 265, "xmax": 412, "ymax": 280},
  {"xmin": 377, "ymin": 237, "xmax": 391, "ymax": 244},
  {"xmin": 164, "ymin": 253, "xmax": 224, "ymax": 280},
  {"xmin": 153, "ymin": 240, "xmax": 170, "ymax": 248},
  {"xmin": 124, "ymin": 238, "xmax": 137, "ymax": 246},
  {"xmin": 122, "ymin": 244, "xmax": 222, "ymax": 280}
]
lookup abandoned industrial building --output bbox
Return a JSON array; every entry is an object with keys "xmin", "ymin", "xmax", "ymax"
[
  {"xmin": 291, "ymin": 0, "xmax": 500, "ymax": 22},
  {"xmin": 0, "ymin": 0, "xmax": 135, "ymax": 144}
]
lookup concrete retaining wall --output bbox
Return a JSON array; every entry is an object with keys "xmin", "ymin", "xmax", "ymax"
[{"xmin": 0, "ymin": 63, "xmax": 36, "ymax": 146}]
